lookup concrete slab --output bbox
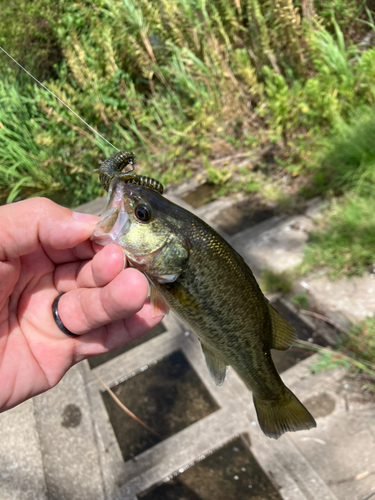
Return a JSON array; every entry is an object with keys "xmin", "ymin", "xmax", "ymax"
[
  {"xmin": 117, "ymin": 411, "xmax": 311, "ymax": 500},
  {"xmin": 280, "ymin": 356, "xmax": 375, "ymax": 500},
  {"xmin": 194, "ymin": 196, "xmax": 238, "ymax": 224},
  {"xmin": 33, "ymin": 364, "xmax": 105, "ymax": 500},
  {"xmin": 226, "ymin": 356, "xmax": 340, "ymax": 500},
  {"xmin": 230, "ymin": 215, "xmax": 314, "ymax": 273},
  {"xmin": 297, "ymin": 273, "xmax": 375, "ymax": 323},
  {"xmin": 224, "ymin": 198, "xmax": 375, "ymax": 325},
  {"xmin": 164, "ymin": 178, "xmax": 202, "ymax": 199},
  {"xmin": 0, "ymin": 400, "xmax": 48, "ymax": 500},
  {"xmin": 163, "ymin": 193, "xmax": 195, "ymax": 212}
]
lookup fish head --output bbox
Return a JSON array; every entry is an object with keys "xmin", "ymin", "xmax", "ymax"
[{"xmin": 92, "ymin": 178, "xmax": 189, "ymax": 281}]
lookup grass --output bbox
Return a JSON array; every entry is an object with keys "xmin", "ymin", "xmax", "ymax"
[
  {"xmin": 301, "ymin": 108, "xmax": 375, "ymax": 277},
  {"xmin": 0, "ymin": 80, "xmax": 54, "ymax": 203},
  {"xmin": 259, "ymin": 269, "xmax": 294, "ymax": 295},
  {"xmin": 0, "ymin": 79, "xmax": 104, "ymax": 205},
  {"xmin": 0, "ymin": 0, "xmax": 375, "ymax": 282},
  {"xmin": 291, "ymin": 293, "xmax": 309, "ymax": 309},
  {"xmin": 298, "ymin": 317, "xmax": 375, "ymax": 395},
  {"xmin": 316, "ymin": 109, "xmax": 375, "ymax": 195},
  {"xmin": 301, "ymin": 193, "xmax": 375, "ymax": 277},
  {"xmin": 0, "ymin": 1, "xmax": 373, "ymax": 205}
]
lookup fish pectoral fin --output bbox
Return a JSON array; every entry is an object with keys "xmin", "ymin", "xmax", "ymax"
[
  {"xmin": 268, "ymin": 304, "xmax": 297, "ymax": 351},
  {"xmin": 150, "ymin": 286, "xmax": 170, "ymax": 317},
  {"xmin": 201, "ymin": 342, "xmax": 228, "ymax": 386},
  {"xmin": 162, "ymin": 280, "xmax": 202, "ymax": 313}
]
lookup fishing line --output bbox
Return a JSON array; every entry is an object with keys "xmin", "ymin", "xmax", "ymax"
[{"xmin": 0, "ymin": 45, "xmax": 119, "ymax": 152}]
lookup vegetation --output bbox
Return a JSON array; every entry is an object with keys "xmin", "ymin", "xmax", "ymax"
[
  {"xmin": 259, "ymin": 269, "xmax": 294, "ymax": 294},
  {"xmin": 291, "ymin": 293, "xmax": 309, "ymax": 309},
  {"xmin": 1, "ymin": 0, "xmax": 374, "ymax": 386},
  {"xmin": 0, "ymin": 0, "xmax": 374, "ymax": 276},
  {"xmin": 299, "ymin": 106, "xmax": 375, "ymax": 277},
  {"xmin": 298, "ymin": 317, "xmax": 375, "ymax": 394},
  {"xmin": 301, "ymin": 192, "xmax": 375, "ymax": 277}
]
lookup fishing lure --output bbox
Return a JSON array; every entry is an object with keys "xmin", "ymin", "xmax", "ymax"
[{"xmin": 94, "ymin": 150, "xmax": 164, "ymax": 194}]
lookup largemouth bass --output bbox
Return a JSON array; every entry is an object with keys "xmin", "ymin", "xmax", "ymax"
[{"xmin": 92, "ymin": 152, "xmax": 316, "ymax": 439}]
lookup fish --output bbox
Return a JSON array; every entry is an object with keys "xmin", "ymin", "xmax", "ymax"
[{"xmin": 92, "ymin": 152, "xmax": 316, "ymax": 439}]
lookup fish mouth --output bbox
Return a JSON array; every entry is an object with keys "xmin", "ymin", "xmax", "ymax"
[{"xmin": 91, "ymin": 179, "xmax": 129, "ymax": 246}]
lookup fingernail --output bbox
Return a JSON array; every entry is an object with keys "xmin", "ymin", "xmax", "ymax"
[
  {"xmin": 121, "ymin": 247, "xmax": 127, "ymax": 269},
  {"xmin": 73, "ymin": 211, "xmax": 99, "ymax": 223}
]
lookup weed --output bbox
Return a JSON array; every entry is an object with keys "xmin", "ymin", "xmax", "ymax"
[
  {"xmin": 298, "ymin": 105, "xmax": 375, "ymax": 277},
  {"xmin": 260, "ymin": 269, "xmax": 294, "ymax": 294},
  {"xmin": 0, "ymin": 2, "xmax": 371, "ymax": 197},
  {"xmin": 301, "ymin": 192, "xmax": 375, "ymax": 278},
  {"xmin": 0, "ymin": 0, "xmax": 375, "ymax": 290},
  {"xmin": 206, "ymin": 166, "xmax": 231, "ymax": 186},
  {"xmin": 291, "ymin": 293, "xmax": 309, "ymax": 309},
  {"xmin": 0, "ymin": 79, "xmax": 102, "ymax": 204},
  {"xmin": 300, "ymin": 317, "xmax": 375, "ymax": 393}
]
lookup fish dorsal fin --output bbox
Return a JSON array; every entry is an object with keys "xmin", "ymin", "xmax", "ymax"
[
  {"xmin": 150, "ymin": 286, "xmax": 170, "ymax": 317},
  {"xmin": 201, "ymin": 342, "xmax": 228, "ymax": 386},
  {"xmin": 268, "ymin": 303, "xmax": 297, "ymax": 351}
]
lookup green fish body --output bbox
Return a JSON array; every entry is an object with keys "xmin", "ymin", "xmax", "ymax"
[{"xmin": 92, "ymin": 167, "xmax": 316, "ymax": 439}]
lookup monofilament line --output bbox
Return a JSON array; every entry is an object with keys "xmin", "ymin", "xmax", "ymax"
[{"xmin": 0, "ymin": 45, "xmax": 119, "ymax": 152}]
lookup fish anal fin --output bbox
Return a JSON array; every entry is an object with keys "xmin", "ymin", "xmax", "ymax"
[
  {"xmin": 201, "ymin": 342, "xmax": 228, "ymax": 386},
  {"xmin": 253, "ymin": 387, "xmax": 316, "ymax": 439},
  {"xmin": 150, "ymin": 286, "xmax": 170, "ymax": 317},
  {"xmin": 268, "ymin": 303, "xmax": 297, "ymax": 351}
]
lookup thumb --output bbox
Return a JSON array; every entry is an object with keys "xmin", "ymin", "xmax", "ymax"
[{"xmin": 0, "ymin": 198, "xmax": 98, "ymax": 260}]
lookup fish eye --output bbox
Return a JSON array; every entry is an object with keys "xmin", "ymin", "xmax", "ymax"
[{"xmin": 135, "ymin": 203, "xmax": 152, "ymax": 222}]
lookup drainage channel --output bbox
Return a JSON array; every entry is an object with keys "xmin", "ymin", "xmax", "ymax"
[
  {"xmin": 101, "ymin": 350, "xmax": 219, "ymax": 462},
  {"xmin": 138, "ymin": 435, "xmax": 283, "ymax": 500},
  {"xmin": 181, "ymin": 187, "xmax": 278, "ymax": 236}
]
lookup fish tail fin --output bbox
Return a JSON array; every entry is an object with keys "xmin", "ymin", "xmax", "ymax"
[{"xmin": 253, "ymin": 387, "xmax": 316, "ymax": 439}]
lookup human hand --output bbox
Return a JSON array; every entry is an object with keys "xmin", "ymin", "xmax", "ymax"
[{"xmin": 0, "ymin": 198, "xmax": 161, "ymax": 412}]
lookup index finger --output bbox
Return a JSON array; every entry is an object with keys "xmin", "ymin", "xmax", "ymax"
[{"xmin": 0, "ymin": 198, "xmax": 97, "ymax": 261}]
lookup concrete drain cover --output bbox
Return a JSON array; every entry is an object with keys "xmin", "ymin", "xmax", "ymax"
[
  {"xmin": 101, "ymin": 350, "xmax": 219, "ymax": 461},
  {"xmin": 88, "ymin": 322, "xmax": 166, "ymax": 369},
  {"xmin": 137, "ymin": 435, "xmax": 283, "ymax": 500}
]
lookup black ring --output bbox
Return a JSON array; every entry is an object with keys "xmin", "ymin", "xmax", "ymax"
[{"xmin": 52, "ymin": 294, "xmax": 79, "ymax": 338}]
